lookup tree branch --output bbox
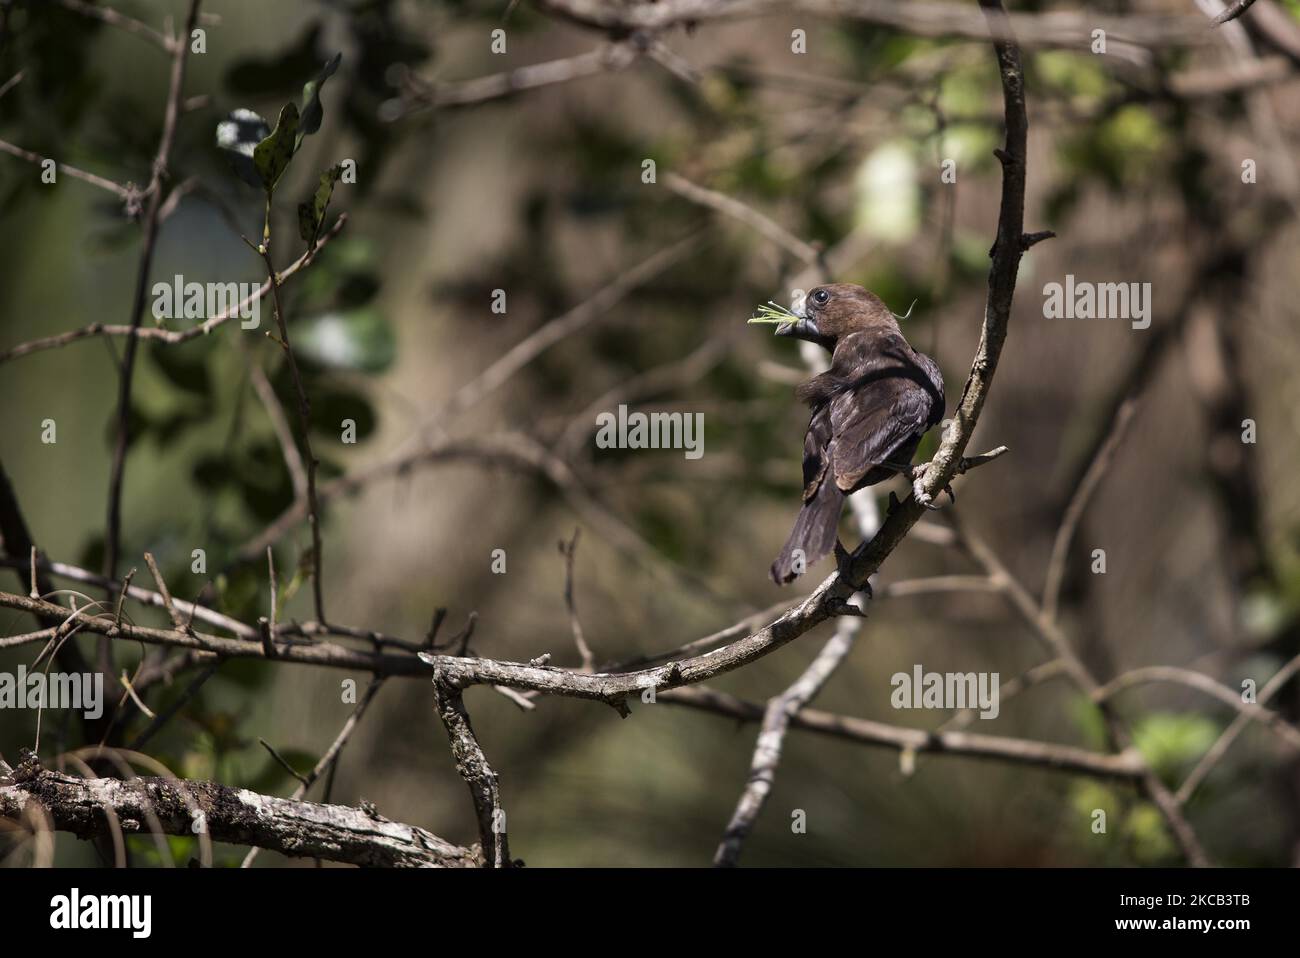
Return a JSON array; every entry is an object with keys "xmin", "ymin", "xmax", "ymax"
[
  {"xmin": 1, "ymin": 771, "xmax": 477, "ymax": 867},
  {"xmin": 533, "ymin": 0, "xmax": 1206, "ymax": 50},
  {"xmin": 0, "ymin": 216, "xmax": 347, "ymax": 364},
  {"xmin": 659, "ymin": 685, "xmax": 1146, "ymax": 781}
]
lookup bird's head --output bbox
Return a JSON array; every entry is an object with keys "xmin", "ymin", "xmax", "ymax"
[{"xmin": 749, "ymin": 283, "xmax": 901, "ymax": 350}]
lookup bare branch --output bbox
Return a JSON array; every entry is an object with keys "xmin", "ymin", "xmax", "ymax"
[
  {"xmin": 257, "ymin": 239, "xmax": 327, "ymax": 624},
  {"xmin": 1042, "ymin": 398, "xmax": 1138, "ymax": 623},
  {"xmin": 393, "ymin": 44, "xmax": 638, "ymax": 117},
  {"xmin": 954, "ymin": 517, "xmax": 1211, "ymax": 866},
  {"xmin": 245, "ymin": 346, "xmax": 309, "ymax": 500},
  {"xmin": 142, "ymin": 551, "xmax": 186, "ymax": 632},
  {"xmin": 1, "ymin": 770, "xmax": 477, "ymax": 867},
  {"xmin": 55, "ymin": 0, "xmax": 174, "ymax": 51},
  {"xmin": 660, "ymin": 686, "xmax": 1146, "ymax": 781},
  {"xmin": 0, "ymin": 590, "xmax": 429, "ymax": 677},
  {"xmin": 0, "ymin": 216, "xmax": 347, "ymax": 364},
  {"xmin": 103, "ymin": 0, "xmax": 203, "ymax": 607},
  {"xmin": 1211, "ymin": 0, "xmax": 1260, "ymax": 26},
  {"xmin": 418, "ymin": 232, "xmax": 707, "ymax": 437},
  {"xmin": 1177, "ymin": 652, "xmax": 1300, "ymax": 804},
  {"xmin": 431, "ymin": 679, "xmax": 511, "ymax": 867},
  {"xmin": 534, "ymin": 0, "xmax": 1207, "ymax": 51},
  {"xmin": 0, "ymin": 70, "xmax": 23, "ymax": 102},
  {"xmin": 0, "ymin": 138, "xmax": 138, "ymax": 202},
  {"xmin": 663, "ymin": 172, "xmax": 822, "ymax": 265},
  {"xmin": 1095, "ymin": 666, "xmax": 1300, "ymax": 751},
  {"xmin": 558, "ymin": 528, "xmax": 596, "ymax": 671},
  {"xmin": 243, "ymin": 678, "xmax": 389, "ymax": 867},
  {"xmin": 714, "ymin": 606, "xmax": 862, "ymax": 866}
]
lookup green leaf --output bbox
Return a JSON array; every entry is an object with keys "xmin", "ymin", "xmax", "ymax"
[
  {"xmin": 297, "ymin": 164, "xmax": 343, "ymax": 246},
  {"xmin": 297, "ymin": 52, "xmax": 342, "ymax": 146},
  {"xmin": 216, "ymin": 108, "xmax": 271, "ymax": 188},
  {"xmin": 1123, "ymin": 803, "xmax": 1177, "ymax": 864},
  {"xmin": 253, "ymin": 102, "xmax": 300, "ymax": 192},
  {"xmin": 295, "ymin": 308, "xmax": 395, "ymax": 373},
  {"xmin": 1132, "ymin": 712, "xmax": 1219, "ymax": 782}
]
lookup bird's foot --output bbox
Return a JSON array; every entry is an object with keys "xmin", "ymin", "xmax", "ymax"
[
  {"xmin": 912, "ymin": 475, "xmax": 941, "ymax": 510},
  {"xmin": 830, "ymin": 543, "xmax": 872, "ymax": 614},
  {"xmin": 910, "ymin": 462, "xmax": 955, "ymax": 510}
]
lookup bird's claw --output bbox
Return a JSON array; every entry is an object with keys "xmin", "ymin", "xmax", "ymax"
[
  {"xmin": 912, "ymin": 476, "xmax": 941, "ymax": 510},
  {"xmin": 911, "ymin": 471, "xmax": 955, "ymax": 510}
]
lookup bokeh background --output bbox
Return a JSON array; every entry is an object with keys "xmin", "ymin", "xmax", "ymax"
[{"xmin": 2, "ymin": 0, "xmax": 1300, "ymax": 866}]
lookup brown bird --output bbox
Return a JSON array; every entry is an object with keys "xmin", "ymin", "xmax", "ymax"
[{"xmin": 754, "ymin": 284, "xmax": 945, "ymax": 585}]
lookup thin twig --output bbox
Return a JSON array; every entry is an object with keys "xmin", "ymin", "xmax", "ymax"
[
  {"xmin": 535, "ymin": 0, "xmax": 1208, "ymax": 50},
  {"xmin": 1177, "ymin": 651, "xmax": 1300, "ymax": 804},
  {"xmin": 55, "ymin": 0, "xmax": 174, "ymax": 51},
  {"xmin": 558, "ymin": 528, "xmax": 595, "ymax": 671},
  {"xmin": 659, "ymin": 685, "xmax": 1145, "ymax": 781},
  {"xmin": 395, "ymin": 44, "xmax": 638, "ymax": 116},
  {"xmin": 416, "ymin": 232, "xmax": 707, "ymax": 440},
  {"xmin": 1211, "ymin": 0, "xmax": 1259, "ymax": 26},
  {"xmin": 662, "ymin": 172, "xmax": 821, "ymax": 265},
  {"xmin": 103, "ymin": 0, "xmax": 203, "ymax": 613},
  {"xmin": 143, "ymin": 551, "xmax": 186, "ymax": 632},
  {"xmin": 0, "ymin": 589, "xmax": 429, "ymax": 676},
  {"xmin": 1095, "ymin": 666, "xmax": 1300, "ymax": 751},
  {"xmin": 258, "ymin": 738, "xmax": 309, "ymax": 787},
  {"xmin": 267, "ymin": 547, "xmax": 279, "ymax": 633},
  {"xmin": 0, "ymin": 216, "xmax": 347, "ymax": 364},
  {"xmin": 243, "ymin": 678, "xmax": 388, "ymax": 866},
  {"xmin": 1041, "ymin": 398, "xmax": 1138, "ymax": 623},
  {"xmin": 245, "ymin": 348, "xmax": 309, "ymax": 500},
  {"xmin": 0, "ymin": 139, "xmax": 137, "ymax": 201},
  {"xmin": 257, "ymin": 240, "xmax": 327, "ymax": 625},
  {"xmin": 954, "ymin": 516, "xmax": 1211, "ymax": 866},
  {"xmin": 126, "ymin": 660, "xmax": 222, "ymax": 751}
]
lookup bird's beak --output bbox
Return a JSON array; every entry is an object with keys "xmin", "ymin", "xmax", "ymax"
[
  {"xmin": 776, "ymin": 292, "xmax": 818, "ymax": 339},
  {"xmin": 774, "ymin": 316, "xmax": 818, "ymax": 339}
]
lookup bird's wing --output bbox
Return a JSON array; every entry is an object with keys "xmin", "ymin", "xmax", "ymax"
[
  {"xmin": 800, "ymin": 405, "xmax": 834, "ymax": 502},
  {"xmin": 827, "ymin": 332, "xmax": 943, "ymax": 491}
]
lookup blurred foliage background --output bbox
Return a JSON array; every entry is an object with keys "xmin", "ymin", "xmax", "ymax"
[{"xmin": 2, "ymin": 0, "xmax": 1300, "ymax": 867}]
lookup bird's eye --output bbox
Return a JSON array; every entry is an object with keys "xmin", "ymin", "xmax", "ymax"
[{"xmin": 813, "ymin": 289, "xmax": 830, "ymax": 305}]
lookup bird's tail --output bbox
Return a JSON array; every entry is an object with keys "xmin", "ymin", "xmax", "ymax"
[{"xmin": 770, "ymin": 479, "xmax": 844, "ymax": 585}]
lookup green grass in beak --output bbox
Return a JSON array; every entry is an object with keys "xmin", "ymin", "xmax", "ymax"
[{"xmin": 748, "ymin": 301, "xmax": 796, "ymax": 325}]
